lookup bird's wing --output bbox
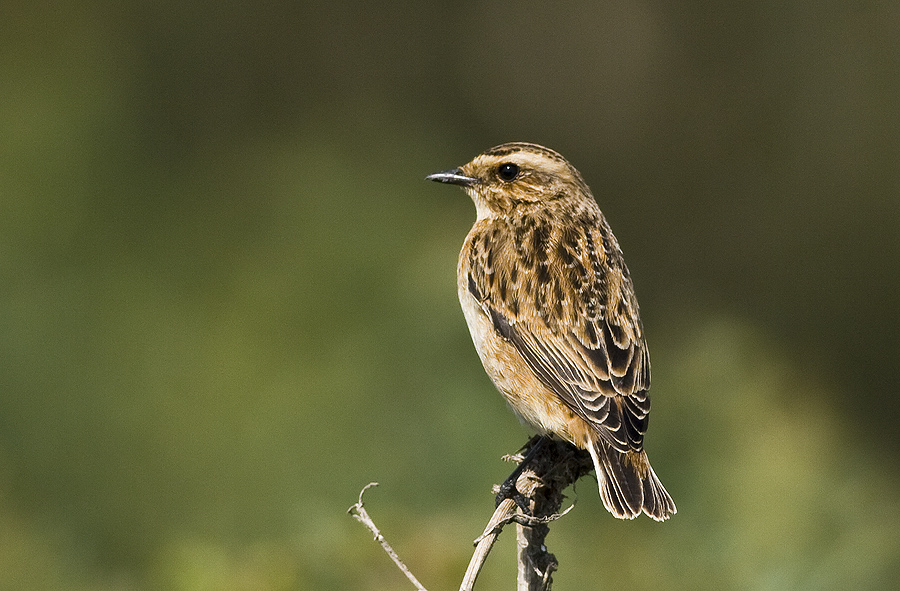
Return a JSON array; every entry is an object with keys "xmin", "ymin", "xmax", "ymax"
[{"xmin": 466, "ymin": 214, "xmax": 651, "ymax": 453}]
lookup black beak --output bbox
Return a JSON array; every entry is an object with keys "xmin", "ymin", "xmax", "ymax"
[{"xmin": 425, "ymin": 168, "xmax": 478, "ymax": 187}]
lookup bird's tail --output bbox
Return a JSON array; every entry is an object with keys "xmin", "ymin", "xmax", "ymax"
[{"xmin": 587, "ymin": 440, "xmax": 676, "ymax": 521}]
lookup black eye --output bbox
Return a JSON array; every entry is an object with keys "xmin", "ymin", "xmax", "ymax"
[{"xmin": 497, "ymin": 162, "xmax": 519, "ymax": 182}]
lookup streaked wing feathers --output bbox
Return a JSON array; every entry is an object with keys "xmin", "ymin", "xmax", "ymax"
[{"xmin": 467, "ymin": 216, "xmax": 651, "ymax": 453}]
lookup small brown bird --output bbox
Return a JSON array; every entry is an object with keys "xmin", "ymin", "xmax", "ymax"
[{"xmin": 427, "ymin": 142, "xmax": 675, "ymax": 521}]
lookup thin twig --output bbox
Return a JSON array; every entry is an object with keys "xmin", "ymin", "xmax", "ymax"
[
  {"xmin": 347, "ymin": 483, "xmax": 429, "ymax": 591},
  {"xmin": 460, "ymin": 495, "xmax": 518, "ymax": 591},
  {"xmin": 502, "ymin": 501, "xmax": 576, "ymax": 528}
]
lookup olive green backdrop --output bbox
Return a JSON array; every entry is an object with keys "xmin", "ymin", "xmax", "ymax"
[{"xmin": 1, "ymin": 1, "xmax": 898, "ymax": 590}]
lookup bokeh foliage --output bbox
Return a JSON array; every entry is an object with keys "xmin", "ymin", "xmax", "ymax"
[{"xmin": 1, "ymin": 1, "xmax": 898, "ymax": 590}]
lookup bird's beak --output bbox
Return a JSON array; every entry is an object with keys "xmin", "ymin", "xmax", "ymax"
[{"xmin": 425, "ymin": 168, "xmax": 478, "ymax": 187}]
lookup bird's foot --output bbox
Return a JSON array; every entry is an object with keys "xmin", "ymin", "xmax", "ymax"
[{"xmin": 495, "ymin": 475, "xmax": 532, "ymax": 514}]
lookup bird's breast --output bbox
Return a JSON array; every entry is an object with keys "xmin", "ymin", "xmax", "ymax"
[{"xmin": 456, "ymin": 266, "xmax": 590, "ymax": 446}]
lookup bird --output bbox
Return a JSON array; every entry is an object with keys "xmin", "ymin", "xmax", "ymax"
[{"xmin": 426, "ymin": 142, "xmax": 675, "ymax": 521}]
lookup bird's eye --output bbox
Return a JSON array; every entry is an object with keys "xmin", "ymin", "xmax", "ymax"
[{"xmin": 497, "ymin": 162, "xmax": 520, "ymax": 182}]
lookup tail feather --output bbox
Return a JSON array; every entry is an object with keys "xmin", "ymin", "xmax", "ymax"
[
  {"xmin": 641, "ymin": 462, "xmax": 676, "ymax": 520},
  {"xmin": 587, "ymin": 440, "xmax": 676, "ymax": 521}
]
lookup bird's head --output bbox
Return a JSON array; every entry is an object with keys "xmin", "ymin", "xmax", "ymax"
[{"xmin": 427, "ymin": 142, "xmax": 594, "ymax": 220}]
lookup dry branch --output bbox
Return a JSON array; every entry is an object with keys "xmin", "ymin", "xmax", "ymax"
[{"xmin": 349, "ymin": 438, "xmax": 594, "ymax": 591}]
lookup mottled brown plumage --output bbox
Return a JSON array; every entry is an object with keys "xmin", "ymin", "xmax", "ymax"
[{"xmin": 428, "ymin": 142, "xmax": 675, "ymax": 520}]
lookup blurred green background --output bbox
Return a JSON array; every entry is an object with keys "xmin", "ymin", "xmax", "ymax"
[{"xmin": 2, "ymin": 1, "xmax": 898, "ymax": 589}]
